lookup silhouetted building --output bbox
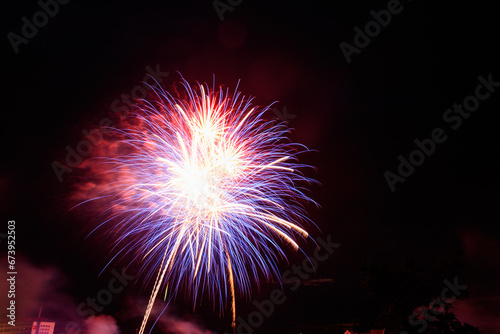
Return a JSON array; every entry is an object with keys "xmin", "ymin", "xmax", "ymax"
[{"xmin": 0, "ymin": 319, "xmax": 55, "ymax": 334}]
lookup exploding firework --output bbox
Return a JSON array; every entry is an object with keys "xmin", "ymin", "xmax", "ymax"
[{"xmin": 86, "ymin": 76, "xmax": 317, "ymax": 333}]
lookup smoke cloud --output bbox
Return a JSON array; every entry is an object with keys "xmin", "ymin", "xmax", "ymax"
[
  {"xmin": 127, "ymin": 297, "xmax": 216, "ymax": 334},
  {"xmin": 454, "ymin": 229, "xmax": 500, "ymax": 333},
  {"xmin": 85, "ymin": 315, "xmax": 120, "ymax": 334}
]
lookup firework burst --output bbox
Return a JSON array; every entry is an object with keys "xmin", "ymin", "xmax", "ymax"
[{"xmin": 87, "ymin": 76, "xmax": 317, "ymax": 333}]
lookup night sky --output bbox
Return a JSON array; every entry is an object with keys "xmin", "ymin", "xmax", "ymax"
[{"xmin": 2, "ymin": 1, "xmax": 500, "ymax": 333}]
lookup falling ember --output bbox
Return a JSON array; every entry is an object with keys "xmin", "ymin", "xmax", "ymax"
[{"xmin": 84, "ymin": 76, "xmax": 317, "ymax": 333}]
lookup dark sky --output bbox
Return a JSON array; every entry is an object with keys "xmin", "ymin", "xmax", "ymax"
[{"xmin": 1, "ymin": 0, "xmax": 500, "ymax": 333}]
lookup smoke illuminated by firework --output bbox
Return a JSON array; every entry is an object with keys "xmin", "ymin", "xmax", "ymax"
[{"xmin": 86, "ymin": 76, "xmax": 317, "ymax": 332}]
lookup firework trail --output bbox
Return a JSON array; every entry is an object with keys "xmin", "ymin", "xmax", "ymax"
[{"xmin": 88, "ymin": 76, "xmax": 317, "ymax": 333}]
